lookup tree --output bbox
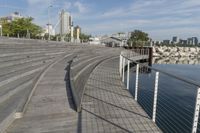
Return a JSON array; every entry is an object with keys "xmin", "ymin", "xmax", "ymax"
[
  {"xmin": 2, "ymin": 18, "xmax": 42, "ymax": 38},
  {"xmin": 128, "ymin": 30, "xmax": 149, "ymax": 47},
  {"xmin": 79, "ymin": 33, "xmax": 91, "ymax": 42}
]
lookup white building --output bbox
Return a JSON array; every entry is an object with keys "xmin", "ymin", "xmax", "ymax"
[
  {"xmin": 59, "ymin": 10, "xmax": 71, "ymax": 35},
  {"xmin": 44, "ymin": 24, "xmax": 55, "ymax": 36},
  {"xmin": 89, "ymin": 37, "xmax": 101, "ymax": 45}
]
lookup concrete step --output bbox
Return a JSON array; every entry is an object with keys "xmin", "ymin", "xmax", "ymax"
[
  {"xmin": 71, "ymin": 55, "xmax": 103, "ymax": 77},
  {"xmin": 0, "ymin": 50, "xmax": 65, "ymax": 58},
  {"xmin": 0, "ymin": 56, "xmax": 56, "ymax": 69},
  {"xmin": 72, "ymin": 54, "xmax": 93, "ymax": 66},
  {"xmin": 69, "ymin": 55, "xmax": 112, "ymax": 111},
  {"xmin": 0, "ymin": 58, "xmax": 53, "ymax": 76},
  {"xmin": 0, "ymin": 63, "xmax": 47, "ymax": 82},
  {"xmin": 0, "ymin": 51, "xmax": 65, "ymax": 62},
  {"xmin": 0, "ymin": 72, "xmax": 39, "ymax": 105},
  {"xmin": 0, "ymin": 65, "xmax": 45, "ymax": 88},
  {"xmin": 0, "ymin": 76, "xmax": 39, "ymax": 133}
]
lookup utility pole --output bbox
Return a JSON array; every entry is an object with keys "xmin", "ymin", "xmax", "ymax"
[
  {"xmin": 0, "ymin": 25, "xmax": 2, "ymax": 37},
  {"xmin": 48, "ymin": 5, "xmax": 52, "ymax": 41}
]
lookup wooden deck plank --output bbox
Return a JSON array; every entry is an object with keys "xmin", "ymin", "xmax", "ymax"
[{"xmin": 81, "ymin": 57, "xmax": 162, "ymax": 133}]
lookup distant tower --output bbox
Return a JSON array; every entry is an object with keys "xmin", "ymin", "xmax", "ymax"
[
  {"xmin": 74, "ymin": 25, "xmax": 81, "ymax": 43},
  {"xmin": 71, "ymin": 22, "xmax": 74, "ymax": 42},
  {"xmin": 59, "ymin": 9, "xmax": 71, "ymax": 35}
]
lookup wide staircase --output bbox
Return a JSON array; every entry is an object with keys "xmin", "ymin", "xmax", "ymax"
[
  {"xmin": 0, "ymin": 41, "xmax": 74, "ymax": 132},
  {"xmin": 0, "ymin": 39, "xmax": 122, "ymax": 133}
]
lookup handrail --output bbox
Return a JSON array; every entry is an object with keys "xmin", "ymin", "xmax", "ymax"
[
  {"xmin": 121, "ymin": 54, "xmax": 200, "ymax": 88},
  {"xmin": 119, "ymin": 48, "xmax": 200, "ymax": 133}
]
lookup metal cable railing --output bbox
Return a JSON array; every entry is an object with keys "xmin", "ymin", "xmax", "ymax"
[{"xmin": 120, "ymin": 48, "xmax": 200, "ymax": 133}]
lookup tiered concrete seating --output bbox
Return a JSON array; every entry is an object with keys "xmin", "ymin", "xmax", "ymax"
[
  {"xmin": 0, "ymin": 38, "xmax": 121, "ymax": 132},
  {"xmin": 0, "ymin": 41, "xmax": 71, "ymax": 133}
]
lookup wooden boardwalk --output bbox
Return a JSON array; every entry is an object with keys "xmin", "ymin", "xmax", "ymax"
[
  {"xmin": 80, "ymin": 57, "xmax": 162, "ymax": 133},
  {"xmin": 6, "ymin": 54, "xmax": 162, "ymax": 133}
]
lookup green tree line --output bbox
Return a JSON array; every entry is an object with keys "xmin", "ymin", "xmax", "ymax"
[{"xmin": 1, "ymin": 17, "xmax": 42, "ymax": 38}]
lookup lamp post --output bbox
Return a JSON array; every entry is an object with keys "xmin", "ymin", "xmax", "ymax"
[
  {"xmin": 0, "ymin": 25, "xmax": 2, "ymax": 37},
  {"xmin": 48, "ymin": 5, "xmax": 52, "ymax": 41}
]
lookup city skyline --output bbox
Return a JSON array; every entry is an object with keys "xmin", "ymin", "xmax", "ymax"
[{"xmin": 0, "ymin": 0, "xmax": 200, "ymax": 40}]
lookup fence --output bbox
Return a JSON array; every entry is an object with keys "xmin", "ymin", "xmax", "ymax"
[{"xmin": 120, "ymin": 49, "xmax": 200, "ymax": 133}]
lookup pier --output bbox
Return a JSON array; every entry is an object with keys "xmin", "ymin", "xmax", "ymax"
[{"xmin": 0, "ymin": 38, "xmax": 161, "ymax": 133}]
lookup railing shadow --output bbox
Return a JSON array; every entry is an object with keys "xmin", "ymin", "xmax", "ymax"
[
  {"xmin": 64, "ymin": 60, "xmax": 76, "ymax": 111},
  {"xmin": 82, "ymin": 108, "xmax": 133, "ymax": 133},
  {"xmin": 84, "ymin": 93, "xmax": 150, "ymax": 119}
]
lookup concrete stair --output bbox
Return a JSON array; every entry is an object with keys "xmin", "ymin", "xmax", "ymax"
[{"xmin": 0, "ymin": 41, "xmax": 72, "ymax": 133}]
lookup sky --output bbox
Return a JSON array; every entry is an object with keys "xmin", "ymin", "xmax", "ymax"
[{"xmin": 0, "ymin": 0, "xmax": 200, "ymax": 40}]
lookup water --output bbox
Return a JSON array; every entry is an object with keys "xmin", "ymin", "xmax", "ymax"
[{"xmin": 126, "ymin": 57, "xmax": 200, "ymax": 133}]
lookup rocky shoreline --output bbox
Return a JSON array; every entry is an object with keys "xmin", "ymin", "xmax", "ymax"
[{"xmin": 153, "ymin": 46, "xmax": 200, "ymax": 57}]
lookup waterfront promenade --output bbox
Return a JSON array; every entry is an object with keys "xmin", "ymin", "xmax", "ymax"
[{"xmin": 0, "ymin": 39, "xmax": 161, "ymax": 133}]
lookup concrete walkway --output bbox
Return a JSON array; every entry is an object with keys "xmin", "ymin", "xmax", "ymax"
[{"xmin": 80, "ymin": 57, "xmax": 162, "ymax": 133}]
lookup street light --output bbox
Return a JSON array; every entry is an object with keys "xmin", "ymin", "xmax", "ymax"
[
  {"xmin": 48, "ymin": 5, "xmax": 53, "ymax": 41},
  {"xmin": 0, "ymin": 25, "xmax": 2, "ymax": 37}
]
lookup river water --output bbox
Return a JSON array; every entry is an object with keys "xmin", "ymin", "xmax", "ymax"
[{"xmin": 126, "ymin": 57, "xmax": 200, "ymax": 133}]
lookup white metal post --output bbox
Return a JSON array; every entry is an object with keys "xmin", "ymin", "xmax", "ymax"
[
  {"xmin": 127, "ymin": 60, "xmax": 130, "ymax": 89},
  {"xmin": 152, "ymin": 72, "xmax": 159, "ymax": 122},
  {"xmin": 122, "ymin": 57, "xmax": 125, "ymax": 82},
  {"xmin": 192, "ymin": 88, "xmax": 200, "ymax": 133},
  {"xmin": 0, "ymin": 25, "xmax": 2, "ymax": 36},
  {"xmin": 135, "ymin": 64, "xmax": 139, "ymax": 101},
  {"xmin": 119, "ymin": 55, "xmax": 122, "ymax": 76}
]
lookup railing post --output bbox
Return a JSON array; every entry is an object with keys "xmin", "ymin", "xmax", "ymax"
[
  {"xmin": 192, "ymin": 88, "xmax": 200, "ymax": 133},
  {"xmin": 119, "ymin": 55, "xmax": 122, "ymax": 76},
  {"xmin": 122, "ymin": 57, "xmax": 125, "ymax": 82},
  {"xmin": 135, "ymin": 64, "xmax": 139, "ymax": 101},
  {"xmin": 127, "ymin": 60, "xmax": 130, "ymax": 89},
  {"xmin": 152, "ymin": 72, "xmax": 159, "ymax": 122}
]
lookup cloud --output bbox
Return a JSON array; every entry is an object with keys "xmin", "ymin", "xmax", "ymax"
[
  {"xmin": 74, "ymin": 1, "xmax": 88, "ymax": 13},
  {"xmin": 63, "ymin": 2, "xmax": 72, "ymax": 9},
  {"xmin": 27, "ymin": 0, "xmax": 50, "ymax": 5},
  {"xmin": 22, "ymin": 0, "xmax": 200, "ymax": 39}
]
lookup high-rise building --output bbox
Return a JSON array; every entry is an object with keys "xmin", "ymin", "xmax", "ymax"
[
  {"xmin": 163, "ymin": 40, "xmax": 170, "ymax": 45},
  {"xmin": 187, "ymin": 37, "xmax": 198, "ymax": 45},
  {"xmin": 180, "ymin": 39, "xmax": 187, "ymax": 45},
  {"xmin": 172, "ymin": 36, "xmax": 179, "ymax": 44},
  {"xmin": 59, "ymin": 10, "xmax": 71, "ymax": 35}
]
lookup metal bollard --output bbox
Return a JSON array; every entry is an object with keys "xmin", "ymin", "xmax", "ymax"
[
  {"xmin": 152, "ymin": 72, "xmax": 159, "ymax": 122},
  {"xmin": 122, "ymin": 57, "xmax": 125, "ymax": 82},
  {"xmin": 192, "ymin": 88, "xmax": 200, "ymax": 133},
  {"xmin": 119, "ymin": 55, "xmax": 122, "ymax": 76},
  {"xmin": 127, "ymin": 60, "xmax": 130, "ymax": 89},
  {"xmin": 135, "ymin": 64, "xmax": 139, "ymax": 101}
]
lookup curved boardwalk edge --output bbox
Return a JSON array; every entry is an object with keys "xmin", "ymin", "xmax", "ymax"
[
  {"xmin": 69, "ymin": 56, "xmax": 117, "ymax": 112},
  {"xmin": 80, "ymin": 57, "xmax": 162, "ymax": 132}
]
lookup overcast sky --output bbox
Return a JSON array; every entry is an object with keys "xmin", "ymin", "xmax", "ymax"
[{"xmin": 0, "ymin": 0, "xmax": 200, "ymax": 40}]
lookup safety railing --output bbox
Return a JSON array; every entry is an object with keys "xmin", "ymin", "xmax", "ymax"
[{"xmin": 120, "ymin": 49, "xmax": 200, "ymax": 133}]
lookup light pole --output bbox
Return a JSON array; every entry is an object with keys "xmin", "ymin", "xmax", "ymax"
[
  {"xmin": 0, "ymin": 25, "xmax": 2, "ymax": 37},
  {"xmin": 48, "ymin": 5, "xmax": 52, "ymax": 41}
]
